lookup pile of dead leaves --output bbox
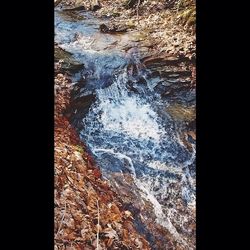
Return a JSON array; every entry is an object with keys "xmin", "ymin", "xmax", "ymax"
[{"xmin": 54, "ymin": 65, "xmax": 151, "ymax": 250}]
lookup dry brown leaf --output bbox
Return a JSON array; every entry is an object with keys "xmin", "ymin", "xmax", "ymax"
[{"xmin": 103, "ymin": 227, "xmax": 118, "ymax": 239}]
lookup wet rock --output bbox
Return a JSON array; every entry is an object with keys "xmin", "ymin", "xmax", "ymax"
[
  {"xmin": 99, "ymin": 23, "xmax": 128, "ymax": 33},
  {"xmin": 127, "ymin": 81, "xmax": 140, "ymax": 94},
  {"xmin": 54, "ymin": 44, "xmax": 72, "ymax": 60},
  {"xmin": 180, "ymin": 132, "xmax": 194, "ymax": 152},
  {"xmin": 54, "ymin": 45, "xmax": 84, "ymax": 73},
  {"xmin": 143, "ymin": 55, "xmax": 180, "ymax": 67},
  {"xmin": 64, "ymin": 93, "xmax": 96, "ymax": 128},
  {"xmin": 63, "ymin": 5, "xmax": 85, "ymax": 11},
  {"xmin": 162, "ymin": 83, "xmax": 195, "ymax": 104},
  {"xmin": 160, "ymin": 70, "xmax": 191, "ymax": 78},
  {"xmin": 142, "ymin": 53, "xmax": 192, "ymax": 69},
  {"xmin": 166, "ymin": 103, "xmax": 196, "ymax": 123},
  {"xmin": 91, "ymin": 0, "xmax": 101, "ymax": 11},
  {"xmin": 154, "ymin": 82, "xmax": 169, "ymax": 94},
  {"xmin": 187, "ymin": 119, "xmax": 196, "ymax": 131},
  {"xmin": 99, "ymin": 154, "xmax": 133, "ymax": 174},
  {"xmin": 104, "ymin": 170, "xmax": 192, "ymax": 250},
  {"xmin": 187, "ymin": 131, "xmax": 196, "ymax": 143}
]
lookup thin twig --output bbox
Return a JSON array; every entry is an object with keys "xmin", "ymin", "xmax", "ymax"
[
  {"xmin": 96, "ymin": 199, "xmax": 100, "ymax": 250},
  {"xmin": 55, "ymin": 202, "xmax": 67, "ymax": 239}
]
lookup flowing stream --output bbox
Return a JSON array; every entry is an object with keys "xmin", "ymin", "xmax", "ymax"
[{"xmin": 55, "ymin": 8, "xmax": 196, "ymax": 249}]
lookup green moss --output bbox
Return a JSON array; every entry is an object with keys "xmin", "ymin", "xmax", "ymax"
[{"xmin": 75, "ymin": 145, "xmax": 84, "ymax": 154}]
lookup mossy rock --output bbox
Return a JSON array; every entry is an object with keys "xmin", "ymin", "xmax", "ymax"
[{"xmin": 55, "ymin": 45, "xmax": 84, "ymax": 73}]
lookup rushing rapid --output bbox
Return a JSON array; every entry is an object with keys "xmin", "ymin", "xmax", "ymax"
[{"xmin": 81, "ymin": 67, "xmax": 195, "ymax": 247}]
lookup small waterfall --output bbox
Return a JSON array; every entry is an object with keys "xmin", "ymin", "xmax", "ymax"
[
  {"xmin": 81, "ymin": 67, "xmax": 195, "ymax": 247},
  {"xmin": 55, "ymin": 9, "xmax": 196, "ymax": 248}
]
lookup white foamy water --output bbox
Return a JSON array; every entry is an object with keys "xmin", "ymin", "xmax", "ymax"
[
  {"xmin": 148, "ymin": 160, "xmax": 183, "ymax": 173},
  {"xmin": 95, "ymin": 72, "xmax": 164, "ymax": 141},
  {"xmin": 136, "ymin": 177, "xmax": 189, "ymax": 247},
  {"xmin": 60, "ymin": 36, "xmax": 96, "ymax": 52},
  {"xmin": 93, "ymin": 148, "xmax": 189, "ymax": 246}
]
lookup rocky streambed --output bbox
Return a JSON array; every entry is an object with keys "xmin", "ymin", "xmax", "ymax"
[{"xmin": 55, "ymin": 3, "xmax": 196, "ymax": 249}]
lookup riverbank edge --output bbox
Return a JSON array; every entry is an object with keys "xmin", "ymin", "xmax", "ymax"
[{"xmin": 54, "ymin": 67, "xmax": 151, "ymax": 249}]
